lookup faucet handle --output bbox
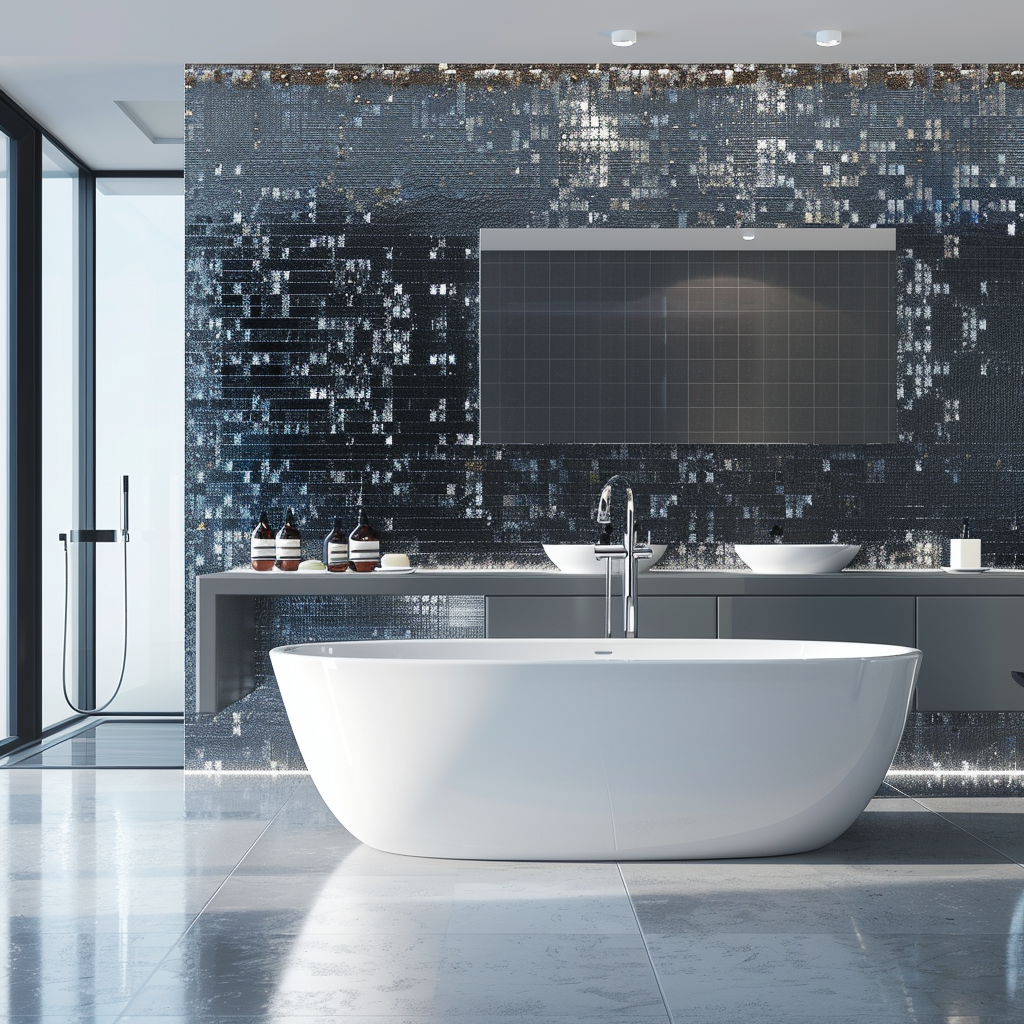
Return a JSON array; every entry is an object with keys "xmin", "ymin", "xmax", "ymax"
[{"xmin": 633, "ymin": 529, "xmax": 654, "ymax": 560}]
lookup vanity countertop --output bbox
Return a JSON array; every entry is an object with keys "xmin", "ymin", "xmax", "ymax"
[{"xmin": 199, "ymin": 566, "xmax": 1024, "ymax": 598}]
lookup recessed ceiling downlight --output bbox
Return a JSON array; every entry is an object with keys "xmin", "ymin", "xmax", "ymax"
[
  {"xmin": 611, "ymin": 29, "xmax": 637, "ymax": 46},
  {"xmin": 815, "ymin": 29, "xmax": 842, "ymax": 46}
]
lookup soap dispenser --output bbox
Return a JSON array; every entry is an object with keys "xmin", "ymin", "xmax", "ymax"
[
  {"xmin": 348, "ymin": 509, "xmax": 381, "ymax": 573},
  {"xmin": 250, "ymin": 511, "xmax": 276, "ymax": 571},
  {"xmin": 323, "ymin": 517, "xmax": 349, "ymax": 573},
  {"xmin": 275, "ymin": 509, "xmax": 302, "ymax": 571},
  {"xmin": 949, "ymin": 518, "xmax": 981, "ymax": 569}
]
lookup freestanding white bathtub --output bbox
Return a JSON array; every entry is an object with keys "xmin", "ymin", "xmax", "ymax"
[{"xmin": 270, "ymin": 637, "xmax": 920, "ymax": 861}]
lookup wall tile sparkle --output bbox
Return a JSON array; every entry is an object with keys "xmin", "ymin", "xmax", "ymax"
[{"xmin": 186, "ymin": 64, "xmax": 1024, "ymax": 772}]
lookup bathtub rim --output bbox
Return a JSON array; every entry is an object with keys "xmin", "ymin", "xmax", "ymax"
[{"xmin": 270, "ymin": 635, "xmax": 922, "ymax": 666}]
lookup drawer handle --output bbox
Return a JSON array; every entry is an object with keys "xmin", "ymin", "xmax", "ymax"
[{"xmin": 1012, "ymin": 672, "xmax": 1024, "ymax": 688}]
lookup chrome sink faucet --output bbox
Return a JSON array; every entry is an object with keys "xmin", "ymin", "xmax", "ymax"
[{"xmin": 594, "ymin": 475, "xmax": 653, "ymax": 638}]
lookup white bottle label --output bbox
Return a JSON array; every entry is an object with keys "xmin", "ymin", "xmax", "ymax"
[
  {"xmin": 276, "ymin": 538, "xmax": 301, "ymax": 559},
  {"xmin": 251, "ymin": 539, "xmax": 276, "ymax": 560},
  {"xmin": 327, "ymin": 541, "xmax": 348, "ymax": 566},
  {"xmin": 349, "ymin": 539, "xmax": 380, "ymax": 562}
]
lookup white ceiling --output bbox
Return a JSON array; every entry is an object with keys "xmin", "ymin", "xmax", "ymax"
[{"xmin": 0, "ymin": 0, "xmax": 1018, "ymax": 171}]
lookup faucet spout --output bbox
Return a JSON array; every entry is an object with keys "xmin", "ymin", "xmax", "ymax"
[{"xmin": 597, "ymin": 474, "xmax": 634, "ymax": 529}]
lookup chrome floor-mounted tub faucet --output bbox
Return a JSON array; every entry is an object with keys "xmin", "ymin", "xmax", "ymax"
[{"xmin": 594, "ymin": 475, "xmax": 652, "ymax": 638}]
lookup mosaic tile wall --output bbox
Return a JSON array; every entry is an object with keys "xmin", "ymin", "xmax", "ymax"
[{"xmin": 186, "ymin": 63, "xmax": 1024, "ymax": 774}]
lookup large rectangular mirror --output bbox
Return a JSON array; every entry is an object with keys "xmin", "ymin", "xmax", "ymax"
[{"xmin": 479, "ymin": 227, "xmax": 896, "ymax": 445}]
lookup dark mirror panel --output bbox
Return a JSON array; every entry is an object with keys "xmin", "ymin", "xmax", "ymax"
[{"xmin": 480, "ymin": 247, "xmax": 896, "ymax": 445}]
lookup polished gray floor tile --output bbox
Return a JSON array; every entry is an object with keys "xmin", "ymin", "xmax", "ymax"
[
  {"xmin": 430, "ymin": 933, "xmax": 664, "ymax": 1017},
  {"xmin": 784, "ymin": 796, "xmax": 1018, "ymax": 865},
  {"xmin": 648, "ymin": 931, "xmax": 1024, "ymax": 1021},
  {"xmin": 447, "ymin": 875, "xmax": 637, "ymax": 934},
  {"xmin": 200, "ymin": 874, "xmax": 458, "ymax": 933},
  {"xmin": 9, "ymin": 769, "xmax": 1024, "ymax": 1024},
  {"xmin": 622, "ymin": 861, "xmax": 1024, "ymax": 936},
  {"xmin": 122, "ymin": 930, "xmax": 448, "ymax": 1017},
  {"xmin": 3, "ymin": 929, "xmax": 181, "ymax": 1016},
  {"xmin": 910, "ymin": 796, "xmax": 1024, "ymax": 864},
  {"xmin": 4, "ymin": 1015, "xmax": 123, "ymax": 1023},
  {"xmin": 622, "ymin": 797, "xmax": 1024, "ymax": 939},
  {"xmin": 123, "ymin": 927, "xmax": 664, "ymax": 1019},
  {"xmin": 117, "ymin": 1017, "xmax": 669, "ymax": 1023}
]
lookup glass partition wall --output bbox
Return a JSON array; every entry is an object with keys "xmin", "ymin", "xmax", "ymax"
[
  {"xmin": 0, "ymin": 130, "xmax": 8, "ymax": 742},
  {"xmin": 0, "ymin": 85, "xmax": 184, "ymax": 753},
  {"xmin": 95, "ymin": 180, "xmax": 184, "ymax": 712},
  {"xmin": 40, "ymin": 140, "xmax": 79, "ymax": 729}
]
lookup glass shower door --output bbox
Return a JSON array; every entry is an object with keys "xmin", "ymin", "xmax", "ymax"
[
  {"xmin": 0, "ymin": 129, "xmax": 8, "ymax": 740},
  {"xmin": 94, "ymin": 179, "xmax": 184, "ymax": 713}
]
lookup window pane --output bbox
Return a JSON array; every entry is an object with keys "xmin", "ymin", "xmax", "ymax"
[
  {"xmin": 95, "ymin": 180, "xmax": 184, "ymax": 712},
  {"xmin": 0, "ymin": 131, "xmax": 8, "ymax": 740},
  {"xmin": 40, "ymin": 139, "xmax": 78, "ymax": 729}
]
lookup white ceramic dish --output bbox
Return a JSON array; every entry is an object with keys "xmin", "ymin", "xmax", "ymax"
[
  {"xmin": 735, "ymin": 543, "xmax": 862, "ymax": 575},
  {"xmin": 542, "ymin": 543, "xmax": 668, "ymax": 574},
  {"xmin": 942, "ymin": 566, "xmax": 990, "ymax": 574},
  {"xmin": 271, "ymin": 636, "xmax": 920, "ymax": 860},
  {"xmin": 373, "ymin": 566, "xmax": 417, "ymax": 575}
]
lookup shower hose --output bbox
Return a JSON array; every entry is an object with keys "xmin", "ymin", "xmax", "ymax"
[{"xmin": 59, "ymin": 532, "xmax": 129, "ymax": 716}]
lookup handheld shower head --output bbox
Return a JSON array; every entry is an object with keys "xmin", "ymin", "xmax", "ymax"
[{"xmin": 121, "ymin": 475, "xmax": 129, "ymax": 541}]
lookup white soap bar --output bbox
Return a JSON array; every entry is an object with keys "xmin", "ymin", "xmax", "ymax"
[
  {"xmin": 381, "ymin": 553, "xmax": 410, "ymax": 568},
  {"xmin": 949, "ymin": 538, "xmax": 981, "ymax": 569},
  {"xmin": 298, "ymin": 559, "xmax": 326, "ymax": 571}
]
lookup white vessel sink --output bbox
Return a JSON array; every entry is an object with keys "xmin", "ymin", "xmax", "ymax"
[
  {"xmin": 735, "ymin": 544, "xmax": 861, "ymax": 575},
  {"xmin": 543, "ymin": 543, "xmax": 668, "ymax": 574}
]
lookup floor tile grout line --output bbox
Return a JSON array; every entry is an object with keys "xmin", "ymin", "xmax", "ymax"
[
  {"xmin": 110, "ymin": 773, "xmax": 306, "ymax": 1024},
  {"xmin": 884, "ymin": 780, "xmax": 1024, "ymax": 871},
  {"xmin": 617, "ymin": 862, "xmax": 676, "ymax": 1024}
]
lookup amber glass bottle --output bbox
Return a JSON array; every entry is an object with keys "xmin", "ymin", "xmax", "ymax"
[
  {"xmin": 250, "ymin": 512, "xmax": 276, "ymax": 571},
  {"xmin": 348, "ymin": 508, "xmax": 380, "ymax": 572},
  {"xmin": 323, "ymin": 517, "xmax": 349, "ymax": 572},
  {"xmin": 275, "ymin": 509, "xmax": 302, "ymax": 571}
]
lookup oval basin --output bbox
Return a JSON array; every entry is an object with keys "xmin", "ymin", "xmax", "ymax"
[
  {"xmin": 735, "ymin": 543, "xmax": 861, "ymax": 574},
  {"xmin": 543, "ymin": 543, "xmax": 668, "ymax": 574}
]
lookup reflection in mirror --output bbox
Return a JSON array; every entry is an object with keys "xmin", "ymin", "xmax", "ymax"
[{"xmin": 480, "ymin": 227, "xmax": 896, "ymax": 445}]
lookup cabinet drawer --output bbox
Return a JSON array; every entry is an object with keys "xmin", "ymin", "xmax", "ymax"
[
  {"xmin": 916, "ymin": 597, "xmax": 1024, "ymax": 711},
  {"xmin": 486, "ymin": 596, "xmax": 605, "ymax": 638},
  {"xmin": 638, "ymin": 596, "xmax": 717, "ymax": 638},
  {"xmin": 719, "ymin": 596, "xmax": 916, "ymax": 647},
  {"xmin": 485, "ymin": 595, "xmax": 717, "ymax": 639}
]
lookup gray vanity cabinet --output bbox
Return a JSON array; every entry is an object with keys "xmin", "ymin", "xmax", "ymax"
[
  {"xmin": 718, "ymin": 596, "xmax": 917, "ymax": 647},
  {"xmin": 916, "ymin": 597, "xmax": 1024, "ymax": 711},
  {"xmin": 484, "ymin": 595, "xmax": 717, "ymax": 639},
  {"xmin": 485, "ymin": 596, "xmax": 606, "ymax": 638}
]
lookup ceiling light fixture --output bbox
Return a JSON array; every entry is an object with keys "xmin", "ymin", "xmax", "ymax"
[
  {"xmin": 815, "ymin": 29, "xmax": 842, "ymax": 47},
  {"xmin": 611, "ymin": 29, "xmax": 637, "ymax": 46}
]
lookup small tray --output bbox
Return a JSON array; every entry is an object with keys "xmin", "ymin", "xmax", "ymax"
[{"xmin": 942, "ymin": 566, "xmax": 991, "ymax": 574}]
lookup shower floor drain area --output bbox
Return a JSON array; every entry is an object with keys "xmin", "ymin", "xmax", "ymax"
[{"xmin": 4, "ymin": 720, "xmax": 183, "ymax": 769}]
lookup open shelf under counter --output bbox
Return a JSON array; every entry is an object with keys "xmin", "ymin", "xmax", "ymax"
[{"xmin": 196, "ymin": 568, "xmax": 1024, "ymax": 714}]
